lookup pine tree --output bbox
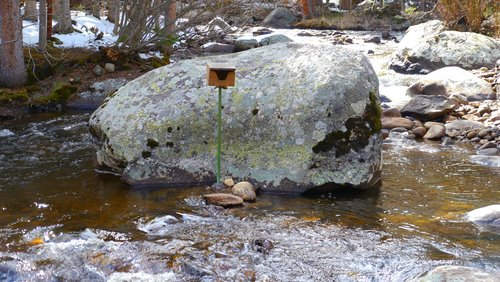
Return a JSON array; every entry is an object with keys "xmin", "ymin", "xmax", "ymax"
[{"xmin": 0, "ymin": 0, "xmax": 27, "ymax": 87}]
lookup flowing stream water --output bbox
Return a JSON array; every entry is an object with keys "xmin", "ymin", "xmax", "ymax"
[{"xmin": 1, "ymin": 31, "xmax": 500, "ymax": 281}]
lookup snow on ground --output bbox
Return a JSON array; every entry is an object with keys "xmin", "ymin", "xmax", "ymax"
[{"xmin": 23, "ymin": 13, "xmax": 117, "ymax": 49}]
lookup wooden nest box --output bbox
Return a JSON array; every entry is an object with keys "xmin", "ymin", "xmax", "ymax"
[{"xmin": 207, "ymin": 63, "xmax": 236, "ymax": 87}]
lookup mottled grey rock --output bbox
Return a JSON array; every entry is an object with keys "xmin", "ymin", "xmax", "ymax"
[
  {"xmin": 232, "ymin": 181, "xmax": 256, "ymax": 201},
  {"xmin": 88, "ymin": 43, "xmax": 382, "ymax": 192},
  {"xmin": 390, "ymin": 20, "xmax": 500, "ymax": 74},
  {"xmin": 476, "ymin": 148, "xmax": 499, "ymax": 156},
  {"xmin": 470, "ymin": 155, "xmax": 500, "ymax": 168},
  {"xmin": 445, "ymin": 120, "xmax": 484, "ymax": 136},
  {"xmin": 207, "ymin": 17, "xmax": 231, "ymax": 32},
  {"xmin": 416, "ymin": 266, "xmax": 499, "ymax": 282},
  {"xmin": 67, "ymin": 78, "xmax": 128, "ymax": 109},
  {"xmin": 202, "ymin": 42, "xmax": 235, "ymax": 53},
  {"xmin": 234, "ymin": 34, "xmax": 293, "ymax": 51},
  {"xmin": 93, "ymin": 65, "xmax": 105, "ymax": 76},
  {"xmin": 364, "ymin": 36, "xmax": 381, "ymax": 44},
  {"xmin": 262, "ymin": 7, "xmax": 298, "ymax": 28},
  {"xmin": 423, "ymin": 124, "xmax": 445, "ymax": 139},
  {"xmin": 204, "ymin": 193, "xmax": 243, "ymax": 207},
  {"xmin": 401, "ymin": 95, "xmax": 455, "ymax": 121},
  {"xmin": 105, "ymin": 63, "xmax": 115, "ymax": 73},
  {"xmin": 407, "ymin": 67, "xmax": 496, "ymax": 101}
]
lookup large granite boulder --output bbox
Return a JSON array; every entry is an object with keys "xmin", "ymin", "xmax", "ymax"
[
  {"xmin": 89, "ymin": 43, "xmax": 382, "ymax": 193},
  {"xmin": 389, "ymin": 20, "xmax": 500, "ymax": 74},
  {"xmin": 407, "ymin": 67, "xmax": 496, "ymax": 101}
]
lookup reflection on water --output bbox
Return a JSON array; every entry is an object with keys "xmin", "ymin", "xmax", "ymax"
[{"xmin": 0, "ymin": 112, "xmax": 499, "ymax": 281}]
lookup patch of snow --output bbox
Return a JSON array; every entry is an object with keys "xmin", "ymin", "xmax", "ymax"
[
  {"xmin": 23, "ymin": 14, "xmax": 118, "ymax": 49},
  {"xmin": 138, "ymin": 52, "xmax": 164, "ymax": 60}
]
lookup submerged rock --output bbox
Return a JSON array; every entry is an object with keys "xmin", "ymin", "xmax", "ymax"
[
  {"xmin": 204, "ymin": 193, "xmax": 244, "ymax": 207},
  {"xmin": 416, "ymin": 265, "xmax": 498, "ymax": 282},
  {"xmin": 67, "ymin": 78, "xmax": 128, "ymax": 109},
  {"xmin": 390, "ymin": 20, "xmax": 500, "ymax": 74},
  {"xmin": 89, "ymin": 43, "xmax": 382, "ymax": 192}
]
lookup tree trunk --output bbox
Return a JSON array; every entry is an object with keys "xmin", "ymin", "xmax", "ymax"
[
  {"xmin": 52, "ymin": 0, "xmax": 60, "ymax": 20},
  {"xmin": 39, "ymin": 0, "xmax": 48, "ymax": 51},
  {"xmin": 92, "ymin": 0, "xmax": 100, "ymax": 18},
  {"xmin": 56, "ymin": 0, "xmax": 72, "ymax": 34},
  {"xmin": 107, "ymin": 0, "xmax": 120, "ymax": 23},
  {"xmin": 164, "ymin": 0, "xmax": 176, "ymax": 34},
  {"xmin": 24, "ymin": 0, "xmax": 38, "ymax": 22},
  {"xmin": 0, "ymin": 0, "xmax": 27, "ymax": 87},
  {"xmin": 47, "ymin": 0, "xmax": 53, "ymax": 39}
]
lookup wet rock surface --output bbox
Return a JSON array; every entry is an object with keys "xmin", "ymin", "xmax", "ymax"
[
  {"xmin": 416, "ymin": 266, "xmax": 499, "ymax": 282},
  {"xmin": 66, "ymin": 78, "xmax": 128, "ymax": 109}
]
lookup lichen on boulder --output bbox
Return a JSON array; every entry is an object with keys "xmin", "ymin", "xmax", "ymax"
[{"xmin": 89, "ymin": 42, "xmax": 382, "ymax": 193}]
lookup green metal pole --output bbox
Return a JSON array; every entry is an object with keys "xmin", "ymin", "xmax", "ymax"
[{"xmin": 216, "ymin": 86, "xmax": 222, "ymax": 183}]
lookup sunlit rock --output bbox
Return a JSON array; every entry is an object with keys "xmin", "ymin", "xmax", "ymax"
[
  {"xmin": 466, "ymin": 205, "xmax": 500, "ymax": 225},
  {"xmin": 89, "ymin": 43, "xmax": 382, "ymax": 192}
]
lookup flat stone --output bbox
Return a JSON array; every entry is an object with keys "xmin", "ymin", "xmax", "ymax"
[
  {"xmin": 204, "ymin": 193, "xmax": 243, "ymax": 207},
  {"xmin": 382, "ymin": 117, "xmax": 414, "ymax": 130},
  {"xmin": 401, "ymin": 95, "xmax": 455, "ymax": 121}
]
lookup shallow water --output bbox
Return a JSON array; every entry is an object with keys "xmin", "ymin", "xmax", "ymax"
[{"xmin": 0, "ymin": 112, "xmax": 499, "ymax": 281}]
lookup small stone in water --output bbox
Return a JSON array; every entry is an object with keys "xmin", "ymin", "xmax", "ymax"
[
  {"xmin": 204, "ymin": 193, "xmax": 243, "ymax": 207},
  {"xmin": 254, "ymin": 239, "xmax": 274, "ymax": 254},
  {"xmin": 232, "ymin": 181, "xmax": 256, "ymax": 202},
  {"xmin": 466, "ymin": 131, "xmax": 477, "ymax": 139}
]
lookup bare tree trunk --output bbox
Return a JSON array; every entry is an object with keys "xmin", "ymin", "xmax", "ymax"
[
  {"xmin": 56, "ymin": 0, "xmax": 72, "ymax": 34},
  {"xmin": 164, "ymin": 0, "xmax": 176, "ymax": 34},
  {"xmin": 24, "ymin": 0, "xmax": 38, "ymax": 22},
  {"xmin": 52, "ymin": 0, "xmax": 60, "ymax": 20},
  {"xmin": 47, "ymin": 0, "xmax": 53, "ymax": 39},
  {"xmin": 39, "ymin": 0, "xmax": 48, "ymax": 51},
  {"xmin": 0, "ymin": 0, "xmax": 27, "ymax": 87},
  {"xmin": 92, "ymin": 0, "xmax": 101, "ymax": 18},
  {"xmin": 107, "ymin": 0, "xmax": 120, "ymax": 23}
]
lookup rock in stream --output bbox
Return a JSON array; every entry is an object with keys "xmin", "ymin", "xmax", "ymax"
[{"xmin": 89, "ymin": 42, "xmax": 382, "ymax": 192}]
